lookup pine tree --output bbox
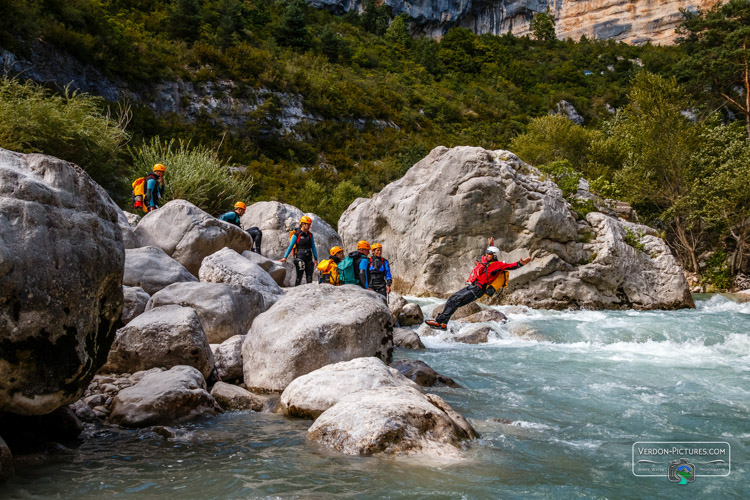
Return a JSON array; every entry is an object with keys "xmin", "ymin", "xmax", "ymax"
[
  {"xmin": 274, "ymin": 0, "xmax": 311, "ymax": 50},
  {"xmin": 385, "ymin": 13, "xmax": 410, "ymax": 49},
  {"xmin": 167, "ymin": 0, "xmax": 202, "ymax": 42},
  {"xmin": 530, "ymin": 9, "xmax": 556, "ymax": 43}
]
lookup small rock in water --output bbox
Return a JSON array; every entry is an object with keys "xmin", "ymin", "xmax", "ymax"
[
  {"xmin": 390, "ymin": 359, "xmax": 459, "ymax": 388},
  {"xmin": 398, "ymin": 303, "xmax": 424, "ymax": 327},
  {"xmin": 211, "ymin": 382, "xmax": 267, "ymax": 412},
  {"xmin": 431, "ymin": 302, "xmax": 482, "ymax": 320},
  {"xmin": 459, "ymin": 309, "xmax": 507, "ymax": 323},
  {"xmin": 393, "ymin": 327, "xmax": 425, "ymax": 349},
  {"xmin": 453, "ymin": 326, "xmax": 490, "ymax": 344}
]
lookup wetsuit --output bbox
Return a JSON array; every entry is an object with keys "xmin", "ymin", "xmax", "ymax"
[
  {"xmin": 368, "ymin": 255, "xmax": 392, "ymax": 298},
  {"xmin": 218, "ymin": 211, "xmax": 263, "ymax": 254},
  {"xmin": 434, "ymin": 257, "xmax": 524, "ymax": 325},
  {"xmin": 144, "ymin": 173, "xmax": 164, "ymax": 211},
  {"xmin": 284, "ymin": 229, "xmax": 318, "ymax": 286}
]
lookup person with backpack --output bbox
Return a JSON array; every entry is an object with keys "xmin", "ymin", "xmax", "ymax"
[
  {"xmin": 425, "ymin": 237, "xmax": 531, "ymax": 330},
  {"xmin": 217, "ymin": 202, "xmax": 263, "ymax": 255},
  {"xmin": 318, "ymin": 246, "xmax": 344, "ymax": 285},
  {"xmin": 280, "ymin": 215, "xmax": 318, "ymax": 286},
  {"xmin": 368, "ymin": 243, "xmax": 392, "ymax": 298},
  {"xmin": 132, "ymin": 163, "xmax": 166, "ymax": 213},
  {"xmin": 338, "ymin": 240, "xmax": 371, "ymax": 287}
]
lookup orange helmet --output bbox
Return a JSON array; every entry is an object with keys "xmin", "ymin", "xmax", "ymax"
[
  {"xmin": 300, "ymin": 215, "xmax": 312, "ymax": 224},
  {"xmin": 329, "ymin": 246, "xmax": 343, "ymax": 256},
  {"xmin": 356, "ymin": 240, "xmax": 370, "ymax": 250},
  {"xmin": 153, "ymin": 163, "xmax": 166, "ymax": 172},
  {"xmin": 234, "ymin": 201, "xmax": 246, "ymax": 210},
  {"xmin": 371, "ymin": 243, "xmax": 382, "ymax": 251}
]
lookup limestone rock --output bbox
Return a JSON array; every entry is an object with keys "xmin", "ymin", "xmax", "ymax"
[
  {"xmin": 0, "ymin": 148, "xmax": 124, "ymax": 415},
  {"xmin": 339, "ymin": 146, "xmax": 692, "ymax": 310},
  {"xmin": 102, "ymin": 305, "xmax": 214, "ymax": 378},
  {"xmin": 210, "ymin": 382, "xmax": 266, "ymax": 411},
  {"xmin": 398, "ymin": 303, "xmax": 424, "ymax": 327},
  {"xmin": 393, "ymin": 327, "xmax": 425, "ymax": 349},
  {"xmin": 123, "ymin": 246, "xmax": 198, "ymax": 295},
  {"xmin": 240, "ymin": 201, "xmax": 342, "ymax": 286},
  {"xmin": 277, "ymin": 357, "xmax": 419, "ymax": 419},
  {"xmin": 109, "ymin": 366, "xmax": 221, "ymax": 427},
  {"xmin": 125, "ymin": 212, "xmax": 141, "ymax": 229},
  {"xmin": 242, "ymin": 285, "xmax": 393, "ymax": 392},
  {"xmin": 432, "ymin": 302, "xmax": 482, "ymax": 320},
  {"xmin": 242, "ymin": 250, "xmax": 287, "ymax": 286},
  {"xmin": 117, "ymin": 208, "xmax": 138, "ymax": 249},
  {"xmin": 388, "ymin": 292, "xmax": 408, "ymax": 322},
  {"xmin": 198, "ymin": 247, "xmax": 283, "ymax": 309},
  {"xmin": 0, "ymin": 436, "xmax": 12, "ymax": 483},
  {"xmin": 307, "ymin": 386, "xmax": 476, "ymax": 457},
  {"xmin": 390, "ymin": 359, "xmax": 459, "ymax": 388},
  {"xmin": 147, "ymin": 282, "xmax": 265, "ymax": 343},
  {"xmin": 453, "ymin": 326, "xmax": 490, "ymax": 344},
  {"xmin": 211, "ymin": 335, "xmax": 244, "ymax": 383},
  {"xmin": 135, "ymin": 199, "xmax": 253, "ymax": 276},
  {"xmin": 460, "ymin": 309, "xmax": 508, "ymax": 323},
  {"xmin": 122, "ymin": 286, "xmax": 150, "ymax": 325}
]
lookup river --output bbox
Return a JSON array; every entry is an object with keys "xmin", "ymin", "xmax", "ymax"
[{"xmin": 4, "ymin": 295, "xmax": 749, "ymax": 499}]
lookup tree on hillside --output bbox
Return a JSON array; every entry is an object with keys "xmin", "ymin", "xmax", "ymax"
[
  {"xmin": 167, "ymin": 0, "xmax": 202, "ymax": 42},
  {"xmin": 385, "ymin": 13, "xmax": 411, "ymax": 49},
  {"xmin": 361, "ymin": 0, "xmax": 391, "ymax": 36},
  {"xmin": 609, "ymin": 72, "xmax": 703, "ymax": 271},
  {"xmin": 678, "ymin": 0, "xmax": 750, "ymax": 139},
  {"xmin": 274, "ymin": 0, "xmax": 311, "ymax": 50},
  {"xmin": 530, "ymin": 9, "xmax": 556, "ymax": 43}
]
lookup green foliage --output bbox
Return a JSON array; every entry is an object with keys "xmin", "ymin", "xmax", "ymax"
[
  {"xmin": 275, "ymin": 0, "xmax": 311, "ymax": 50},
  {"xmin": 538, "ymin": 159, "xmax": 580, "ymax": 197},
  {"xmin": 167, "ymin": 0, "xmax": 201, "ymax": 42},
  {"xmin": 0, "ymin": 76, "xmax": 130, "ymax": 194},
  {"xmin": 530, "ymin": 9, "xmax": 556, "ymax": 43},
  {"xmin": 702, "ymin": 250, "xmax": 733, "ymax": 290},
  {"xmin": 130, "ymin": 137, "xmax": 255, "ymax": 216},
  {"xmin": 297, "ymin": 179, "xmax": 364, "ymax": 227},
  {"xmin": 570, "ymin": 199, "xmax": 598, "ymax": 220},
  {"xmin": 361, "ymin": 0, "xmax": 390, "ymax": 36},
  {"xmin": 510, "ymin": 115, "xmax": 596, "ymax": 174},
  {"xmin": 385, "ymin": 14, "xmax": 410, "ymax": 49},
  {"xmin": 623, "ymin": 227, "xmax": 645, "ymax": 252}
]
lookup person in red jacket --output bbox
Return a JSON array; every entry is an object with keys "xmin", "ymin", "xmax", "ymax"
[{"xmin": 425, "ymin": 237, "xmax": 531, "ymax": 330}]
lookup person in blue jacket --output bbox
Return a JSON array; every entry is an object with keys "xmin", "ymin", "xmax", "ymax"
[
  {"xmin": 280, "ymin": 215, "xmax": 318, "ymax": 285},
  {"xmin": 144, "ymin": 163, "xmax": 166, "ymax": 212},
  {"xmin": 218, "ymin": 202, "xmax": 263, "ymax": 254},
  {"xmin": 368, "ymin": 243, "xmax": 392, "ymax": 298}
]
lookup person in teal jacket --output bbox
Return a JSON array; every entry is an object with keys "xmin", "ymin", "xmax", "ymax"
[
  {"xmin": 219, "ymin": 201, "xmax": 246, "ymax": 226},
  {"xmin": 144, "ymin": 163, "xmax": 166, "ymax": 211}
]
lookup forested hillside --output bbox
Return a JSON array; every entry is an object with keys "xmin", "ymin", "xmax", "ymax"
[{"xmin": 1, "ymin": 0, "xmax": 748, "ymax": 288}]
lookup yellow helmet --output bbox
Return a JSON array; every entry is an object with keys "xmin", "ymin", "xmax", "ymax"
[
  {"xmin": 234, "ymin": 201, "xmax": 246, "ymax": 210},
  {"xmin": 356, "ymin": 240, "xmax": 370, "ymax": 250},
  {"xmin": 329, "ymin": 246, "xmax": 343, "ymax": 256},
  {"xmin": 153, "ymin": 163, "xmax": 166, "ymax": 172},
  {"xmin": 371, "ymin": 243, "xmax": 382, "ymax": 251},
  {"xmin": 300, "ymin": 215, "xmax": 312, "ymax": 224}
]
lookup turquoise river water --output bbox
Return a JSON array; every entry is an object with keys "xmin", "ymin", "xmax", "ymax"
[{"xmin": 3, "ymin": 295, "xmax": 749, "ymax": 499}]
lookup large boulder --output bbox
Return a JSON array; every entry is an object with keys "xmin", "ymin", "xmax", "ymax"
[
  {"xmin": 147, "ymin": 282, "xmax": 265, "ymax": 344},
  {"xmin": 109, "ymin": 366, "xmax": 221, "ymax": 427},
  {"xmin": 242, "ymin": 285, "xmax": 394, "ymax": 392},
  {"xmin": 117, "ymin": 208, "xmax": 138, "ymax": 249},
  {"xmin": 0, "ymin": 149, "xmax": 124, "ymax": 415},
  {"xmin": 123, "ymin": 246, "xmax": 198, "ymax": 295},
  {"xmin": 134, "ymin": 199, "xmax": 253, "ymax": 276},
  {"xmin": 210, "ymin": 335, "xmax": 244, "ymax": 383},
  {"xmin": 122, "ymin": 286, "xmax": 150, "ymax": 325},
  {"xmin": 277, "ymin": 357, "xmax": 419, "ymax": 419},
  {"xmin": 199, "ymin": 248, "xmax": 283, "ymax": 309},
  {"xmin": 241, "ymin": 250, "xmax": 286, "ymax": 286},
  {"xmin": 241, "ymin": 201, "xmax": 342, "ymax": 286},
  {"xmin": 338, "ymin": 146, "xmax": 693, "ymax": 310},
  {"xmin": 102, "ymin": 305, "xmax": 214, "ymax": 378},
  {"xmin": 307, "ymin": 386, "xmax": 477, "ymax": 457}
]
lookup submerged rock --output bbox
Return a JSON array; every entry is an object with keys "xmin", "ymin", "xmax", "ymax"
[
  {"xmin": 109, "ymin": 366, "xmax": 221, "ymax": 427},
  {"xmin": 147, "ymin": 282, "xmax": 265, "ymax": 344},
  {"xmin": 211, "ymin": 335, "xmax": 245, "ymax": 383},
  {"xmin": 122, "ymin": 286, "xmax": 150, "ymax": 325},
  {"xmin": 307, "ymin": 386, "xmax": 476, "ymax": 457},
  {"xmin": 123, "ymin": 246, "xmax": 198, "ymax": 295},
  {"xmin": 460, "ymin": 309, "xmax": 507, "ymax": 323},
  {"xmin": 135, "ymin": 199, "xmax": 253, "ymax": 276},
  {"xmin": 277, "ymin": 357, "xmax": 418, "ymax": 419},
  {"xmin": 103, "ymin": 305, "xmax": 214, "ymax": 378},
  {"xmin": 242, "ymin": 286, "xmax": 393, "ymax": 392},
  {"xmin": 390, "ymin": 359, "xmax": 460, "ymax": 388},
  {"xmin": 0, "ymin": 148, "xmax": 124, "ymax": 415},
  {"xmin": 339, "ymin": 146, "xmax": 692, "ymax": 310},
  {"xmin": 240, "ymin": 201, "xmax": 342, "ymax": 286},
  {"xmin": 393, "ymin": 327, "xmax": 425, "ymax": 349},
  {"xmin": 453, "ymin": 326, "xmax": 490, "ymax": 344}
]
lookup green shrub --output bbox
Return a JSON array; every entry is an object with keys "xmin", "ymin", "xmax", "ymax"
[
  {"xmin": 570, "ymin": 199, "xmax": 597, "ymax": 220},
  {"xmin": 538, "ymin": 159, "xmax": 580, "ymax": 197},
  {"xmin": 130, "ymin": 137, "xmax": 254, "ymax": 216},
  {"xmin": 623, "ymin": 227, "xmax": 645, "ymax": 252},
  {"xmin": 0, "ymin": 76, "xmax": 130, "ymax": 195},
  {"xmin": 702, "ymin": 250, "xmax": 733, "ymax": 291}
]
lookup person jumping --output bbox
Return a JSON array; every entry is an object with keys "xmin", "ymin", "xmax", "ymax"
[{"xmin": 425, "ymin": 237, "xmax": 531, "ymax": 330}]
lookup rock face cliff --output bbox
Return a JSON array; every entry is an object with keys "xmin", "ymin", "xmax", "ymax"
[
  {"xmin": 338, "ymin": 146, "xmax": 694, "ymax": 310},
  {"xmin": 310, "ymin": 0, "xmax": 722, "ymax": 45}
]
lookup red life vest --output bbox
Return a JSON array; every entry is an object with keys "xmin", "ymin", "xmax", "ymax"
[{"xmin": 467, "ymin": 257, "xmax": 514, "ymax": 288}]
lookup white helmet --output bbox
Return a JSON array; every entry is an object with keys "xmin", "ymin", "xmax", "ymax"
[{"xmin": 486, "ymin": 246, "xmax": 500, "ymax": 259}]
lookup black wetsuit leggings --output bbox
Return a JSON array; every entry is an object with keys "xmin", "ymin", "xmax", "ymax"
[
  {"xmin": 246, "ymin": 227, "xmax": 262, "ymax": 255},
  {"xmin": 435, "ymin": 283, "xmax": 484, "ymax": 324},
  {"xmin": 294, "ymin": 251, "xmax": 314, "ymax": 286}
]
